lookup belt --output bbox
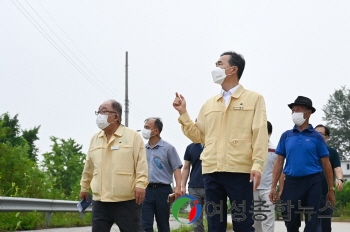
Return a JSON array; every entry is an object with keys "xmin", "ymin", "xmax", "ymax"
[
  {"xmin": 147, "ymin": 183, "xmax": 170, "ymax": 188},
  {"xmin": 285, "ymin": 172, "xmax": 321, "ymax": 180}
]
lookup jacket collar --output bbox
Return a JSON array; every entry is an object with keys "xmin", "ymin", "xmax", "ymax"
[{"xmin": 97, "ymin": 124, "xmax": 125, "ymax": 137}]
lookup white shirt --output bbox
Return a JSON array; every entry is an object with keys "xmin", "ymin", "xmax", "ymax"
[
  {"xmin": 258, "ymin": 141, "xmax": 277, "ymax": 189},
  {"xmin": 221, "ymin": 84, "xmax": 240, "ymax": 106}
]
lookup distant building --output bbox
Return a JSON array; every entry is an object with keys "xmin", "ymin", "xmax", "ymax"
[{"xmin": 340, "ymin": 160, "xmax": 350, "ymax": 182}]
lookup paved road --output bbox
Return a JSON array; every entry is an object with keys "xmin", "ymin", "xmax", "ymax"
[
  {"xmin": 19, "ymin": 216, "xmax": 349, "ymax": 231},
  {"xmin": 19, "ymin": 215, "xmax": 182, "ymax": 232},
  {"xmin": 274, "ymin": 220, "xmax": 349, "ymax": 231}
]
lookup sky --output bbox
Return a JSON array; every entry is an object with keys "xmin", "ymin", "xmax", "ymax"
[{"xmin": 1, "ymin": 0, "xmax": 350, "ymax": 164}]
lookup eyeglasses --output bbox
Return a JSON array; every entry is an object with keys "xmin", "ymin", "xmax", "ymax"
[
  {"xmin": 318, "ymin": 132, "xmax": 326, "ymax": 136},
  {"xmin": 95, "ymin": 110, "xmax": 117, "ymax": 115}
]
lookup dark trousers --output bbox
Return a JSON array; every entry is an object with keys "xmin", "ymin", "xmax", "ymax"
[
  {"xmin": 317, "ymin": 196, "xmax": 333, "ymax": 232},
  {"xmin": 141, "ymin": 184, "xmax": 173, "ymax": 232},
  {"xmin": 203, "ymin": 172, "xmax": 255, "ymax": 232},
  {"xmin": 281, "ymin": 173, "xmax": 322, "ymax": 232},
  {"xmin": 92, "ymin": 199, "xmax": 142, "ymax": 232}
]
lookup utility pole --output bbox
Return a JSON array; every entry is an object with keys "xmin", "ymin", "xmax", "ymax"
[{"xmin": 125, "ymin": 51, "xmax": 129, "ymax": 127}]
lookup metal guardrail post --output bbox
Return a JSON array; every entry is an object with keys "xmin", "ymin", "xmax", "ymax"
[{"xmin": 45, "ymin": 212, "xmax": 52, "ymax": 226}]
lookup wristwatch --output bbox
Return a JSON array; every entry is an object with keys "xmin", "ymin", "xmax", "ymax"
[
  {"xmin": 338, "ymin": 179, "xmax": 344, "ymax": 183},
  {"xmin": 329, "ymin": 187, "xmax": 335, "ymax": 190}
]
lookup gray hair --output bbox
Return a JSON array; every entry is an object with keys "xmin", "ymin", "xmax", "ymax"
[
  {"xmin": 111, "ymin": 100, "xmax": 122, "ymax": 123},
  {"xmin": 144, "ymin": 117, "xmax": 163, "ymax": 133}
]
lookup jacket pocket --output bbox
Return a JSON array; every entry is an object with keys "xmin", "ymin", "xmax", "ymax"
[
  {"xmin": 113, "ymin": 171, "xmax": 135, "ymax": 198},
  {"xmin": 200, "ymin": 141, "xmax": 216, "ymax": 167},
  {"xmin": 111, "ymin": 144, "xmax": 134, "ymax": 170},
  {"xmin": 89, "ymin": 146, "xmax": 105, "ymax": 163},
  {"xmin": 226, "ymin": 136, "xmax": 252, "ymax": 166}
]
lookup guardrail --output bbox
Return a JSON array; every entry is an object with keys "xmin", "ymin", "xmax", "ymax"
[{"xmin": 0, "ymin": 196, "xmax": 92, "ymax": 226}]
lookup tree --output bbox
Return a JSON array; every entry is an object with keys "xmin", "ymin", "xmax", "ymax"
[
  {"xmin": 0, "ymin": 123, "xmax": 46, "ymax": 198},
  {"xmin": 22, "ymin": 126, "xmax": 41, "ymax": 162},
  {"xmin": 322, "ymin": 86, "xmax": 350, "ymax": 160},
  {"xmin": 0, "ymin": 126, "xmax": 29, "ymax": 196},
  {"xmin": 0, "ymin": 113, "xmax": 22, "ymax": 145},
  {"xmin": 0, "ymin": 113, "xmax": 40, "ymax": 161},
  {"xmin": 42, "ymin": 137, "xmax": 86, "ymax": 198}
]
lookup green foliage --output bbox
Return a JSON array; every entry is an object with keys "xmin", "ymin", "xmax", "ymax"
[
  {"xmin": 332, "ymin": 182, "xmax": 350, "ymax": 220},
  {"xmin": 335, "ymin": 202, "xmax": 350, "ymax": 221},
  {"xmin": 0, "ymin": 113, "xmax": 46, "ymax": 198},
  {"xmin": 170, "ymin": 225, "xmax": 194, "ymax": 232},
  {"xmin": 0, "ymin": 113, "xmax": 40, "ymax": 161},
  {"xmin": 42, "ymin": 136, "xmax": 86, "ymax": 199},
  {"xmin": 335, "ymin": 182, "xmax": 350, "ymax": 208},
  {"xmin": 15, "ymin": 211, "xmax": 42, "ymax": 230},
  {"xmin": 15, "ymin": 165, "xmax": 52, "ymax": 199},
  {"xmin": 0, "ymin": 212, "xmax": 92, "ymax": 231},
  {"xmin": 0, "ymin": 111, "xmax": 86, "ymax": 200},
  {"xmin": 0, "ymin": 212, "xmax": 38, "ymax": 231},
  {"xmin": 322, "ymin": 86, "xmax": 350, "ymax": 160},
  {"xmin": 0, "ymin": 212, "xmax": 41, "ymax": 231},
  {"xmin": 0, "ymin": 136, "xmax": 37, "ymax": 197},
  {"xmin": 49, "ymin": 212, "xmax": 92, "ymax": 227},
  {"xmin": 173, "ymin": 212, "xmax": 227, "ymax": 232},
  {"xmin": 0, "ymin": 113, "xmax": 21, "ymax": 146},
  {"xmin": 22, "ymin": 125, "xmax": 41, "ymax": 162},
  {"xmin": 0, "ymin": 112, "xmax": 94, "ymax": 230}
]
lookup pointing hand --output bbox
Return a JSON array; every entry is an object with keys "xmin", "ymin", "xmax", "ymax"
[{"xmin": 172, "ymin": 92, "xmax": 187, "ymax": 115}]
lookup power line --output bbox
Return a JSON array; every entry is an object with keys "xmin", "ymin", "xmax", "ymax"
[
  {"xmin": 11, "ymin": 1, "xmax": 189, "ymax": 145},
  {"xmin": 24, "ymin": 0, "xmax": 117, "ymax": 97},
  {"xmin": 12, "ymin": 0, "xmax": 114, "ymax": 99},
  {"xmin": 35, "ymin": 0, "xmax": 117, "ymax": 88}
]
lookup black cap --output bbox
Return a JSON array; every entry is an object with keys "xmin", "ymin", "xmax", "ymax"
[{"xmin": 288, "ymin": 96, "xmax": 316, "ymax": 113}]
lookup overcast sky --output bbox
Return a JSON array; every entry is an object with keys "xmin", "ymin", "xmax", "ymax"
[{"xmin": 1, "ymin": 1, "xmax": 350, "ymax": 164}]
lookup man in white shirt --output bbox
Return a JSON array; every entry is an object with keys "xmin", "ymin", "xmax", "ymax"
[{"xmin": 253, "ymin": 121, "xmax": 284, "ymax": 232}]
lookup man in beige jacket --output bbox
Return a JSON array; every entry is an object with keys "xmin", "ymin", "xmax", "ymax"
[
  {"xmin": 173, "ymin": 51, "xmax": 268, "ymax": 232},
  {"xmin": 80, "ymin": 99, "xmax": 148, "ymax": 232}
]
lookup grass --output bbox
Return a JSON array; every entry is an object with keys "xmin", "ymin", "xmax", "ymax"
[
  {"xmin": 173, "ymin": 211, "xmax": 233, "ymax": 232},
  {"xmin": 331, "ymin": 205, "xmax": 350, "ymax": 222},
  {"xmin": 170, "ymin": 225, "xmax": 194, "ymax": 232},
  {"xmin": 0, "ymin": 212, "xmax": 92, "ymax": 231},
  {"xmin": 0, "ymin": 206, "xmax": 347, "ymax": 231}
]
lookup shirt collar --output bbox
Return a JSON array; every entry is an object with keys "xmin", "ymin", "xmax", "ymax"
[
  {"xmin": 292, "ymin": 124, "xmax": 314, "ymax": 132},
  {"xmin": 145, "ymin": 138, "xmax": 164, "ymax": 149},
  {"xmin": 221, "ymin": 84, "xmax": 240, "ymax": 97},
  {"xmin": 97, "ymin": 124, "xmax": 125, "ymax": 137},
  {"xmin": 215, "ymin": 84, "xmax": 245, "ymax": 102}
]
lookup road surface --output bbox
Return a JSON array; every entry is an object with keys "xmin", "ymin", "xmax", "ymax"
[{"xmin": 19, "ymin": 216, "xmax": 349, "ymax": 231}]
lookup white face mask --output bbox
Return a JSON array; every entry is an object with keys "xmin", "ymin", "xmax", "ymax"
[
  {"xmin": 268, "ymin": 135, "xmax": 271, "ymax": 141},
  {"xmin": 211, "ymin": 67, "xmax": 227, "ymax": 85},
  {"xmin": 96, "ymin": 114, "xmax": 111, "ymax": 130},
  {"xmin": 142, "ymin": 128, "xmax": 155, "ymax": 140},
  {"xmin": 292, "ymin": 112, "xmax": 306, "ymax": 126}
]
